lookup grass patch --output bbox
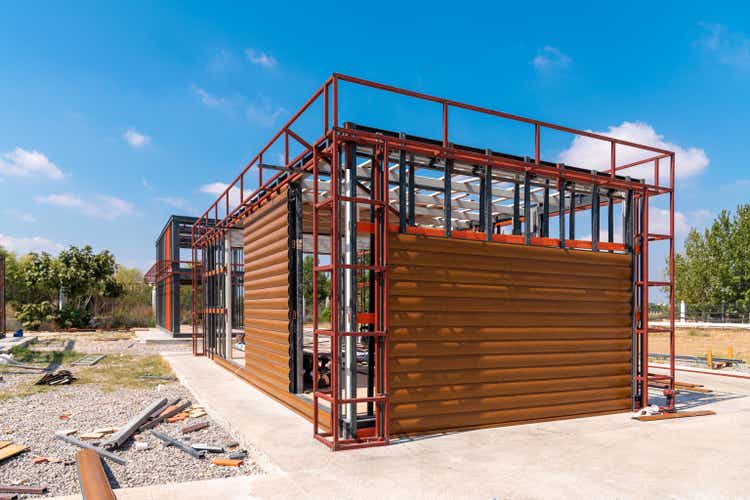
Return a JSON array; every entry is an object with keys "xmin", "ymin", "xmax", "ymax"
[
  {"xmin": 8, "ymin": 345, "xmax": 82, "ymax": 365},
  {"xmin": 92, "ymin": 330, "xmax": 135, "ymax": 341},
  {"xmin": 76, "ymin": 355, "xmax": 174, "ymax": 391},
  {"xmin": 1, "ymin": 346, "xmax": 173, "ymax": 399},
  {"xmin": 686, "ymin": 329, "xmax": 711, "ymax": 337}
]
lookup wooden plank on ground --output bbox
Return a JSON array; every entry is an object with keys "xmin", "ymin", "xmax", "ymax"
[
  {"xmin": 0, "ymin": 444, "xmax": 28, "ymax": 462},
  {"xmin": 635, "ymin": 410, "xmax": 716, "ymax": 422}
]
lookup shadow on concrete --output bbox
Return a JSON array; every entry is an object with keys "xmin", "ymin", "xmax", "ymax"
[{"xmin": 649, "ymin": 387, "xmax": 746, "ymax": 410}]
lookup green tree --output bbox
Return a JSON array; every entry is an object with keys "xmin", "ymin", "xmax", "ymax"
[
  {"xmin": 675, "ymin": 205, "xmax": 750, "ymax": 312},
  {"xmin": 302, "ymin": 255, "xmax": 330, "ymax": 321}
]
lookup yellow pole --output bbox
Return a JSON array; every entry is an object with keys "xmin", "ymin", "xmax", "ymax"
[{"xmin": 707, "ymin": 349, "xmax": 713, "ymax": 369}]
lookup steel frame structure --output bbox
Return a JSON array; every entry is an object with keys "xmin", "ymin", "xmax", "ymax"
[{"xmin": 192, "ymin": 74, "xmax": 677, "ymax": 450}]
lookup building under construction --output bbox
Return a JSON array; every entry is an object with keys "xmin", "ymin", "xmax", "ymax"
[
  {"xmin": 184, "ymin": 74, "xmax": 676, "ymax": 450},
  {"xmin": 146, "ymin": 215, "xmax": 243, "ymax": 337}
]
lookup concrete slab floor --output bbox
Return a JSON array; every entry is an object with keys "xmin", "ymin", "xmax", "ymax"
[{"xmin": 54, "ymin": 352, "xmax": 750, "ymax": 499}]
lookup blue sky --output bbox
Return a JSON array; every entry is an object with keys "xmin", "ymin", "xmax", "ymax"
[{"xmin": 1, "ymin": 1, "xmax": 749, "ymax": 280}]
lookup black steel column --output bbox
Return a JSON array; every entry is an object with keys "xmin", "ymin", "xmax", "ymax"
[
  {"xmin": 591, "ymin": 183, "xmax": 600, "ymax": 251},
  {"xmin": 512, "ymin": 180, "xmax": 521, "ymax": 235},
  {"xmin": 523, "ymin": 172, "xmax": 531, "ymax": 245},
  {"xmin": 569, "ymin": 184, "xmax": 576, "ymax": 240}
]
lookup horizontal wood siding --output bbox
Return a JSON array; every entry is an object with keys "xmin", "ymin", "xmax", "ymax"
[
  {"xmin": 388, "ymin": 233, "xmax": 632, "ymax": 435},
  {"xmin": 244, "ymin": 190, "xmax": 291, "ymax": 397}
]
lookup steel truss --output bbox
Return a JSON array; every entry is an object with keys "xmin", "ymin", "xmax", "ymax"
[{"xmin": 192, "ymin": 74, "xmax": 676, "ymax": 450}]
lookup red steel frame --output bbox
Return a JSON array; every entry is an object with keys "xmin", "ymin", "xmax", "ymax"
[{"xmin": 192, "ymin": 74, "xmax": 677, "ymax": 449}]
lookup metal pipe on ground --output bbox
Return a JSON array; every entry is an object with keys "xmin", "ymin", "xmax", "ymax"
[
  {"xmin": 151, "ymin": 430, "xmax": 205, "ymax": 459},
  {"xmin": 76, "ymin": 449, "xmax": 117, "ymax": 500},
  {"xmin": 55, "ymin": 434, "xmax": 127, "ymax": 466},
  {"xmin": 103, "ymin": 397, "xmax": 167, "ymax": 449}
]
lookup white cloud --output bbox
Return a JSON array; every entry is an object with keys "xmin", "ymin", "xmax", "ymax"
[
  {"xmin": 0, "ymin": 234, "xmax": 65, "ymax": 255},
  {"xmin": 157, "ymin": 196, "xmax": 192, "ymax": 210},
  {"xmin": 191, "ymin": 84, "xmax": 225, "ymax": 108},
  {"xmin": 208, "ymin": 49, "xmax": 235, "ymax": 73},
  {"xmin": 532, "ymin": 46, "xmax": 571, "ymax": 73},
  {"xmin": 244, "ymin": 48, "xmax": 277, "ymax": 68},
  {"xmin": 0, "ymin": 147, "xmax": 64, "ymax": 179},
  {"xmin": 200, "ymin": 182, "xmax": 241, "ymax": 209},
  {"xmin": 697, "ymin": 23, "xmax": 750, "ymax": 69},
  {"xmin": 35, "ymin": 193, "xmax": 135, "ymax": 220},
  {"xmin": 246, "ymin": 95, "xmax": 285, "ymax": 127},
  {"xmin": 123, "ymin": 128, "xmax": 150, "ymax": 149},
  {"xmin": 3, "ymin": 208, "xmax": 35, "ymax": 223},
  {"xmin": 649, "ymin": 207, "xmax": 712, "ymax": 239},
  {"xmin": 559, "ymin": 121, "xmax": 709, "ymax": 180}
]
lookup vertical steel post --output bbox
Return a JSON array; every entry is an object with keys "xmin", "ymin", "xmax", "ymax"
[
  {"xmin": 343, "ymin": 141, "xmax": 358, "ymax": 439},
  {"xmin": 559, "ymin": 178, "xmax": 566, "ymax": 248},
  {"xmin": 483, "ymin": 162, "xmax": 493, "ymax": 241},
  {"xmin": 398, "ymin": 137, "xmax": 406, "ymax": 233},
  {"xmin": 591, "ymin": 183, "xmax": 600, "ymax": 251},
  {"xmin": 523, "ymin": 172, "xmax": 531, "ymax": 244},
  {"xmin": 408, "ymin": 154, "xmax": 416, "ymax": 227},
  {"xmin": 224, "ymin": 233, "xmax": 232, "ymax": 359},
  {"xmin": 668, "ymin": 154, "xmax": 676, "ymax": 408},
  {"xmin": 542, "ymin": 179, "xmax": 550, "ymax": 238},
  {"xmin": 512, "ymin": 180, "xmax": 521, "ymax": 235},
  {"xmin": 641, "ymin": 189, "xmax": 650, "ymax": 407},
  {"xmin": 569, "ymin": 184, "xmax": 576, "ymax": 240},
  {"xmin": 444, "ymin": 159, "xmax": 452, "ymax": 237},
  {"xmin": 607, "ymin": 190, "xmax": 614, "ymax": 246}
]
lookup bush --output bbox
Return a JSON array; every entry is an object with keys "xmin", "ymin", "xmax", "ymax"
[
  {"xmin": 15, "ymin": 301, "xmax": 58, "ymax": 331},
  {"xmin": 58, "ymin": 304, "xmax": 94, "ymax": 329}
]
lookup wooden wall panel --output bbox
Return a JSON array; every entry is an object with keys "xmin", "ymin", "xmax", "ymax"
[
  {"xmin": 244, "ymin": 190, "xmax": 291, "ymax": 396},
  {"xmin": 388, "ymin": 233, "xmax": 632, "ymax": 436}
]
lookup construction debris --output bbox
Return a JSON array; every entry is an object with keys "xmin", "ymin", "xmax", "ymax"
[
  {"xmin": 151, "ymin": 430, "xmax": 205, "ymax": 459},
  {"xmin": 55, "ymin": 433, "xmax": 127, "ymax": 466},
  {"xmin": 166, "ymin": 412, "xmax": 189, "ymax": 423},
  {"xmin": 56, "ymin": 429, "xmax": 77, "ymax": 436},
  {"xmin": 134, "ymin": 441, "xmax": 149, "ymax": 451},
  {"xmin": 0, "ymin": 485, "xmax": 47, "ymax": 495},
  {"xmin": 0, "ymin": 354, "xmax": 47, "ymax": 372},
  {"xmin": 0, "ymin": 442, "xmax": 28, "ymax": 463},
  {"xmin": 210, "ymin": 458, "xmax": 243, "ymax": 467},
  {"xmin": 71, "ymin": 354, "xmax": 106, "ymax": 367},
  {"xmin": 191, "ymin": 443, "xmax": 224, "ymax": 453},
  {"xmin": 181, "ymin": 421, "xmax": 209, "ymax": 434},
  {"xmin": 635, "ymin": 410, "xmax": 716, "ymax": 422},
  {"xmin": 140, "ymin": 400, "xmax": 191, "ymax": 431},
  {"xmin": 79, "ymin": 432, "xmax": 105, "ymax": 441},
  {"xmin": 76, "ymin": 449, "xmax": 117, "ymax": 500},
  {"xmin": 228, "ymin": 451, "xmax": 247, "ymax": 460},
  {"xmin": 102, "ymin": 397, "xmax": 167, "ymax": 449},
  {"xmin": 35, "ymin": 370, "xmax": 76, "ymax": 386},
  {"xmin": 0, "ymin": 494, "xmax": 18, "ymax": 500}
]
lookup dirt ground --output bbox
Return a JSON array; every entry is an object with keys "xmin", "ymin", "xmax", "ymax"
[{"xmin": 649, "ymin": 326, "xmax": 750, "ymax": 361}]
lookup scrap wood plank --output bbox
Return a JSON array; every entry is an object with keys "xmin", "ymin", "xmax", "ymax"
[
  {"xmin": 0, "ymin": 442, "xmax": 10, "ymax": 450},
  {"xmin": 76, "ymin": 449, "xmax": 116, "ymax": 500},
  {"xmin": 636, "ymin": 410, "xmax": 716, "ymax": 422},
  {"xmin": 0, "ymin": 485, "xmax": 47, "ymax": 494},
  {"xmin": 0, "ymin": 444, "xmax": 28, "ymax": 462},
  {"xmin": 211, "ymin": 458, "xmax": 243, "ymax": 467}
]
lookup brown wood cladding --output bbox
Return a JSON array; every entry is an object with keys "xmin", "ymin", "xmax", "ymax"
[
  {"xmin": 388, "ymin": 233, "xmax": 632, "ymax": 435},
  {"xmin": 244, "ymin": 189, "xmax": 291, "ymax": 398}
]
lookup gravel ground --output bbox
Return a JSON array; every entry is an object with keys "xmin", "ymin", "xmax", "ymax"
[
  {"xmin": 31, "ymin": 332, "xmax": 192, "ymax": 356},
  {"xmin": 0, "ymin": 376, "xmax": 267, "ymax": 497}
]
